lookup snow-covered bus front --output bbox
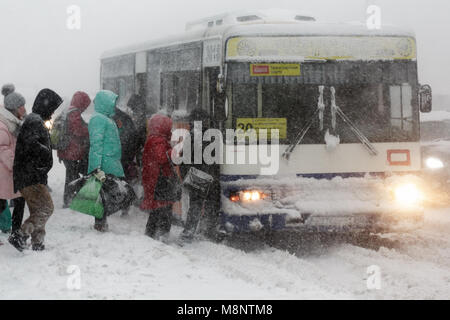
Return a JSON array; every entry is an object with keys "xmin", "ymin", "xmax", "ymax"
[
  {"xmin": 216, "ymin": 19, "xmax": 433, "ymax": 235},
  {"xmin": 100, "ymin": 10, "xmax": 433, "ymax": 236}
]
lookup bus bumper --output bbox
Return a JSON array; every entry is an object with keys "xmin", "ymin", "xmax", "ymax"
[{"xmin": 219, "ymin": 210, "xmax": 424, "ymax": 234}]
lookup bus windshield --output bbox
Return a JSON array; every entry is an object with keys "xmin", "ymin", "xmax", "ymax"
[{"xmin": 226, "ymin": 81, "xmax": 419, "ymax": 144}]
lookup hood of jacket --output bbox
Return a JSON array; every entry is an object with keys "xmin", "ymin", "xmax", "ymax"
[
  {"xmin": 94, "ymin": 90, "xmax": 118, "ymax": 117},
  {"xmin": 71, "ymin": 91, "xmax": 91, "ymax": 112},
  {"xmin": 148, "ymin": 114, "xmax": 172, "ymax": 140},
  {"xmin": 32, "ymin": 89, "xmax": 63, "ymax": 121},
  {"xmin": 0, "ymin": 106, "xmax": 22, "ymax": 137}
]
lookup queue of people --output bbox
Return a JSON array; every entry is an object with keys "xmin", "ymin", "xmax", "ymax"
[{"xmin": 0, "ymin": 84, "xmax": 218, "ymax": 251}]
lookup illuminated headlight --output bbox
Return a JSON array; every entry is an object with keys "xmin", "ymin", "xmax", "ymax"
[
  {"xmin": 394, "ymin": 184, "xmax": 422, "ymax": 206},
  {"xmin": 425, "ymin": 157, "xmax": 444, "ymax": 170},
  {"xmin": 230, "ymin": 191, "xmax": 268, "ymax": 203}
]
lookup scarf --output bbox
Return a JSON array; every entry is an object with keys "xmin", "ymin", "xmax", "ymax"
[{"xmin": 0, "ymin": 106, "xmax": 22, "ymax": 137}]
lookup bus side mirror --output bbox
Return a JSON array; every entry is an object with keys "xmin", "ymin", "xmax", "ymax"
[{"xmin": 419, "ymin": 84, "xmax": 432, "ymax": 113}]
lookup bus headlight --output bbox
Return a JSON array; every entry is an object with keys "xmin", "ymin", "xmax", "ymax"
[
  {"xmin": 230, "ymin": 191, "xmax": 268, "ymax": 203},
  {"xmin": 425, "ymin": 157, "xmax": 444, "ymax": 170},
  {"xmin": 394, "ymin": 183, "xmax": 422, "ymax": 206}
]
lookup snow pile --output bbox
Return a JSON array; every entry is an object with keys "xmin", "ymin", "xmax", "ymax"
[{"xmin": 325, "ymin": 130, "xmax": 340, "ymax": 151}]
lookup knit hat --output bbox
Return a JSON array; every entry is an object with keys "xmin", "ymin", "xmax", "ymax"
[
  {"xmin": 1, "ymin": 84, "xmax": 15, "ymax": 98},
  {"xmin": 4, "ymin": 92, "xmax": 26, "ymax": 112},
  {"xmin": 5, "ymin": 92, "xmax": 26, "ymax": 111}
]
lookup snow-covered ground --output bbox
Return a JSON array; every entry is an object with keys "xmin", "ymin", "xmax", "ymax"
[{"xmin": 1, "ymin": 155, "xmax": 450, "ymax": 300}]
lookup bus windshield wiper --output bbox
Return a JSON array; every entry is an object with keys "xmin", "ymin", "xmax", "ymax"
[
  {"xmin": 330, "ymin": 87, "xmax": 378, "ymax": 156},
  {"xmin": 282, "ymin": 86, "xmax": 325, "ymax": 160},
  {"xmin": 283, "ymin": 86, "xmax": 378, "ymax": 160}
]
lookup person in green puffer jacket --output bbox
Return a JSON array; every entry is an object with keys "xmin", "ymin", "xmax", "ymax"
[{"xmin": 88, "ymin": 90, "xmax": 124, "ymax": 232}]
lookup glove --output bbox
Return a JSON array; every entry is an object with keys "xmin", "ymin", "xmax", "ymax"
[{"xmin": 94, "ymin": 169, "xmax": 106, "ymax": 183}]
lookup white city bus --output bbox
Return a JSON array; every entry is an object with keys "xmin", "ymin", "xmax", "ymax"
[{"xmin": 101, "ymin": 9, "xmax": 432, "ymax": 236}]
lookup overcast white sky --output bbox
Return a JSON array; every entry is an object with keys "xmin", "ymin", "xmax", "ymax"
[{"xmin": 0, "ymin": 0, "xmax": 449, "ymax": 102}]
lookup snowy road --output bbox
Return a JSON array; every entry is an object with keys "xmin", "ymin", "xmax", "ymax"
[{"xmin": 1, "ymin": 158, "xmax": 450, "ymax": 300}]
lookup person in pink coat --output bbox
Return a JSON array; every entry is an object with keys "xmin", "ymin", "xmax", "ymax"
[{"xmin": 0, "ymin": 84, "xmax": 27, "ymax": 239}]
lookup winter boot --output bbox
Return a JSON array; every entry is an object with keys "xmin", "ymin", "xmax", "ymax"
[
  {"xmin": 177, "ymin": 231, "xmax": 195, "ymax": 246},
  {"xmin": 94, "ymin": 223, "xmax": 109, "ymax": 233},
  {"xmin": 8, "ymin": 231, "xmax": 29, "ymax": 252},
  {"xmin": 144, "ymin": 228, "xmax": 155, "ymax": 239},
  {"xmin": 145, "ymin": 213, "xmax": 158, "ymax": 239},
  {"xmin": 121, "ymin": 209, "xmax": 130, "ymax": 218},
  {"xmin": 32, "ymin": 243, "xmax": 45, "ymax": 251}
]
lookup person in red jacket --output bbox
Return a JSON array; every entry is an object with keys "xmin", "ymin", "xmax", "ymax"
[
  {"xmin": 140, "ymin": 113, "xmax": 175, "ymax": 239},
  {"xmin": 57, "ymin": 91, "xmax": 91, "ymax": 208}
]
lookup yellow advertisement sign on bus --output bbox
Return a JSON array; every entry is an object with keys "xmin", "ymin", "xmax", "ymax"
[
  {"xmin": 227, "ymin": 36, "xmax": 417, "ymax": 61},
  {"xmin": 250, "ymin": 64, "xmax": 301, "ymax": 77},
  {"xmin": 236, "ymin": 118, "xmax": 287, "ymax": 139}
]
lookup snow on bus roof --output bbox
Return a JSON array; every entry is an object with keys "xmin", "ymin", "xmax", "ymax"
[
  {"xmin": 101, "ymin": 20, "xmax": 415, "ymax": 60},
  {"xmin": 185, "ymin": 8, "xmax": 316, "ymax": 30},
  {"xmin": 223, "ymin": 22, "xmax": 415, "ymax": 39}
]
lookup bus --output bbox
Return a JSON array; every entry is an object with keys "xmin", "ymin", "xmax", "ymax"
[{"xmin": 100, "ymin": 9, "xmax": 433, "ymax": 236}]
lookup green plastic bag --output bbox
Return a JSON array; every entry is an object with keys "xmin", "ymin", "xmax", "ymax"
[
  {"xmin": 70, "ymin": 177, "xmax": 104, "ymax": 219},
  {"xmin": 0, "ymin": 202, "xmax": 12, "ymax": 232}
]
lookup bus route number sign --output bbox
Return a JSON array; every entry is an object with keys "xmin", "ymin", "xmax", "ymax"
[
  {"xmin": 250, "ymin": 64, "xmax": 301, "ymax": 77},
  {"xmin": 236, "ymin": 118, "xmax": 287, "ymax": 140}
]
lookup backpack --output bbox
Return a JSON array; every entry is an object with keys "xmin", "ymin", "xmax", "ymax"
[{"xmin": 50, "ymin": 109, "xmax": 75, "ymax": 150}]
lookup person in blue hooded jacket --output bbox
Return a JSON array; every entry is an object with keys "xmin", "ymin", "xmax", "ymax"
[{"xmin": 88, "ymin": 90, "xmax": 124, "ymax": 232}]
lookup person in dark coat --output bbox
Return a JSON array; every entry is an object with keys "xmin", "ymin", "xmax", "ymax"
[
  {"xmin": 113, "ymin": 107, "xmax": 139, "ymax": 216},
  {"xmin": 127, "ymin": 94, "xmax": 147, "ymax": 165},
  {"xmin": 140, "ymin": 114, "xmax": 175, "ymax": 239},
  {"xmin": 179, "ymin": 108, "xmax": 220, "ymax": 243},
  {"xmin": 9, "ymin": 89, "xmax": 63, "ymax": 252},
  {"xmin": 57, "ymin": 91, "xmax": 91, "ymax": 208}
]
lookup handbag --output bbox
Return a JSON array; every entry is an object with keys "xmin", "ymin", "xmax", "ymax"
[
  {"xmin": 183, "ymin": 167, "xmax": 214, "ymax": 196},
  {"xmin": 70, "ymin": 176, "xmax": 104, "ymax": 219},
  {"xmin": 101, "ymin": 176, "xmax": 136, "ymax": 215},
  {"xmin": 154, "ymin": 152, "xmax": 182, "ymax": 202}
]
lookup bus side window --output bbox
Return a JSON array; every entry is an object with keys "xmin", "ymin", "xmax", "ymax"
[
  {"xmin": 114, "ymin": 77, "xmax": 134, "ymax": 108},
  {"xmin": 174, "ymin": 71, "xmax": 201, "ymax": 113},
  {"xmin": 160, "ymin": 73, "xmax": 177, "ymax": 113},
  {"xmin": 102, "ymin": 79, "xmax": 118, "ymax": 94},
  {"xmin": 390, "ymin": 84, "xmax": 413, "ymax": 132},
  {"xmin": 136, "ymin": 73, "xmax": 147, "ymax": 99},
  {"xmin": 118, "ymin": 79, "xmax": 127, "ymax": 101}
]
